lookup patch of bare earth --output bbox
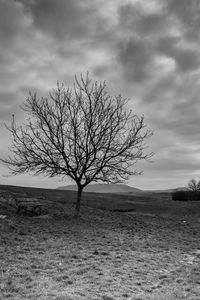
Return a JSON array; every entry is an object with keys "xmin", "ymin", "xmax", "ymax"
[{"xmin": 0, "ymin": 204, "xmax": 200, "ymax": 299}]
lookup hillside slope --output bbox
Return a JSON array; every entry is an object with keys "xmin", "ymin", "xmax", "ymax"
[
  {"xmin": 57, "ymin": 183, "xmax": 143, "ymax": 194},
  {"xmin": 0, "ymin": 184, "xmax": 200, "ymax": 300}
]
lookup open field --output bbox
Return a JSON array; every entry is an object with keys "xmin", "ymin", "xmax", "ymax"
[{"xmin": 0, "ymin": 185, "xmax": 200, "ymax": 300}]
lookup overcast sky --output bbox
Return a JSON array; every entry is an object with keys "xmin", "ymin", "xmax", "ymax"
[{"xmin": 0, "ymin": 0, "xmax": 200, "ymax": 190}]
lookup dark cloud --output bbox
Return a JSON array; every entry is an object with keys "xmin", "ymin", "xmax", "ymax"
[
  {"xmin": 118, "ymin": 3, "xmax": 140, "ymax": 30},
  {"xmin": 117, "ymin": 37, "xmax": 153, "ymax": 82},
  {"xmin": 0, "ymin": 0, "xmax": 29, "ymax": 47},
  {"xmin": 137, "ymin": 13, "xmax": 168, "ymax": 35},
  {"xmin": 175, "ymin": 49, "xmax": 200, "ymax": 71},
  {"xmin": 168, "ymin": 0, "xmax": 200, "ymax": 27},
  {"xmin": 167, "ymin": 0, "xmax": 200, "ymax": 42},
  {"xmin": 118, "ymin": 2, "xmax": 169, "ymax": 37},
  {"xmin": 17, "ymin": 0, "xmax": 102, "ymax": 41},
  {"xmin": 157, "ymin": 36, "xmax": 200, "ymax": 72},
  {"xmin": 141, "ymin": 72, "xmax": 200, "ymax": 149}
]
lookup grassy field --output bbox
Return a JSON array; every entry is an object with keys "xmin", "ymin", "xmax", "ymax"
[{"xmin": 0, "ymin": 184, "xmax": 200, "ymax": 300}]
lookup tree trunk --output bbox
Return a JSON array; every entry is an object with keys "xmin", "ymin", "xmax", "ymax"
[{"xmin": 74, "ymin": 186, "xmax": 82, "ymax": 217}]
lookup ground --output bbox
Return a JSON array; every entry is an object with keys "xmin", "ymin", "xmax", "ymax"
[{"xmin": 0, "ymin": 185, "xmax": 200, "ymax": 299}]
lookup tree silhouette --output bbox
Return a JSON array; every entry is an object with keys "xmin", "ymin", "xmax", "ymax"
[
  {"xmin": 187, "ymin": 178, "xmax": 200, "ymax": 191},
  {"xmin": 1, "ymin": 74, "xmax": 153, "ymax": 216}
]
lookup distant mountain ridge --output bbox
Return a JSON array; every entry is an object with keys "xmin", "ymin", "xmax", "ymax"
[
  {"xmin": 57, "ymin": 184, "xmax": 188, "ymax": 194},
  {"xmin": 57, "ymin": 183, "xmax": 143, "ymax": 194}
]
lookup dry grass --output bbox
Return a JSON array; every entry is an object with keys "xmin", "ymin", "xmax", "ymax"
[{"xmin": 0, "ymin": 185, "xmax": 200, "ymax": 299}]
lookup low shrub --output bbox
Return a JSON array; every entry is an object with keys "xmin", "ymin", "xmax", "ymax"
[
  {"xmin": 172, "ymin": 190, "xmax": 200, "ymax": 201},
  {"xmin": 172, "ymin": 191, "xmax": 188, "ymax": 201},
  {"xmin": 187, "ymin": 191, "xmax": 200, "ymax": 201}
]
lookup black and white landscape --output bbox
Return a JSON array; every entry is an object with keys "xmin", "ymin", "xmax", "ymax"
[{"xmin": 1, "ymin": 1, "xmax": 200, "ymax": 299}]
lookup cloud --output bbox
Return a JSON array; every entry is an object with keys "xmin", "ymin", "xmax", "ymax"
[
  {"xmin": 118, "ymin": 1, "xmax": 171, "ymax": 37},
  {"xmin": 142, "ymin": 67, "xmax": 200, "ymax": 118},
  {"xmin": 117, "ymin": 37, "xmax": 154, "ymax": 82},
  {"xmin": 157, "ymin": 36, "xmax": 200, "ymax": 72},
  {"xmin": 168, "ymin": 0, "xmax": 200, "ymax": 27},
  {"xmin": 0, "ymin": 0, "xmax": 200, "ymax": 189},
  {"xmin": 116, "ymin": 1, "xmax": 200, "ymax": 84},
  {"xmin": 166, "ymin": 0, "xmax": 200, "ymax": 44},
  {"xmin": 0, "ymin": 0, "xmax": 29, "ymax": 45},
  {"xmin": 17, "ymin": 0, "xmax": 104, "ymax": 42}
]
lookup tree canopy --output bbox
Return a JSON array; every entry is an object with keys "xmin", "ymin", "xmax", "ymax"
[{"xmin": 1, "ymin": 74, "xmax": 153, "ymax": 215}]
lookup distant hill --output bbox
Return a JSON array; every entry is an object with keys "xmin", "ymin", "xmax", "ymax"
[
  {"xmin": 57, "ymin": 184, "xmax": 143, "ymax": 194},
  {"xmin": 57, "ymin": 184, "xmax": 189, "ymax": 194},
  {"xmin": 146, "ymin": 187, "xmax": 188, "ymax": 193}
]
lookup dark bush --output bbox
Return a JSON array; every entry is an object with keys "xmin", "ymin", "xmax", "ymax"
[
  {"xmin": 172, "ymin": 191, "xmax": 188, "ymax": 201},
  {"xmin": 172, "ymin": 190, "xmax": 200, "ymax": 201},
  {"xmin": 187, "ymin": 191, "xmax": 200, "ymax": 201}
]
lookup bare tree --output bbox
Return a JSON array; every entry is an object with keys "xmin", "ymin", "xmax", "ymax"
[
  {"xmin": 187, "ymin": 179, "xmax": 200, "ymax": 191},
  {"xmin": 1, "ymin": 74, "xmax": 153, "ymax": 216}
]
